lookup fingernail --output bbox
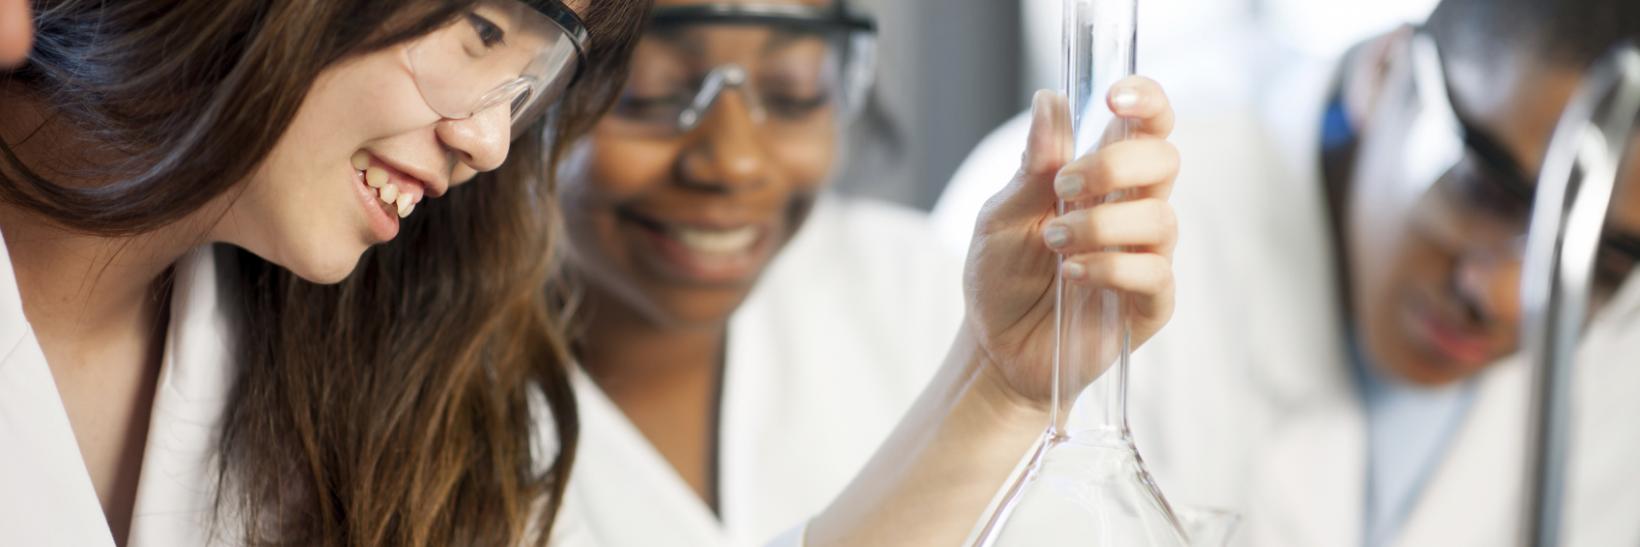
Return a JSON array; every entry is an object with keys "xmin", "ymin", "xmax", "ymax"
[
  {"xmin": 1112, "ymin": 88, "xmax": 1140, "ymax": 111},
  {"xmin": 1032, "ymin": 89, "xmax": 1051, "ymax": 127},
  {"xmin": 1062, "ymin": 261, "xmax": 1087, "ymax": 280},
  {"xmin": 1043, "ymin": 224, "xmax": 1070, "ymax": 249},
  {"xmin": 1054, "ymin": 173, "xmax": 1085, "ymax": 199}
]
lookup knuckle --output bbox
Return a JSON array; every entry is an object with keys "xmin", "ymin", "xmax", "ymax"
[
  {"xmin": 1158, "ymin": 142, "xmax": 1181, "ymax": 172},
  {"xmin": 1151, "ymin": 200, "xmax": 1179, "ymax": 235},
  {"xmin": 1081, "ymin": 209, "xmax": 1108, "ymax": 241},
  {"xmin": 1092, "ymin": 154, "xmax": 1124, "ymax": 187}
]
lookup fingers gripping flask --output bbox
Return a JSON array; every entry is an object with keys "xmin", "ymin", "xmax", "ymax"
[{"xmin": 967, "ymin": 2, "xmax": 1226, "ymax": 545}]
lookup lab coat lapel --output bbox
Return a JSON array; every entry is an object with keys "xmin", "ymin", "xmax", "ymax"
[
  {"xmin": 127, "ymin": 246, "xmax": 237, "ymax": 546},
  {"xmin": 1392, "ymin": 358, "xmax": 1527, "ymax": 547},
  {"xmin": 567, "ymin": 369, "xmax": 724, "ymax": 546},
  {"xmin": 0, "ymin": 233, "xmax": 117, "ymax": 546}
]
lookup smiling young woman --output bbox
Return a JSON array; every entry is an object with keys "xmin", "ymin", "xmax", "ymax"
[{"xmin": 0, "ymin": 1, "xmax": 646, "ymax": 546}]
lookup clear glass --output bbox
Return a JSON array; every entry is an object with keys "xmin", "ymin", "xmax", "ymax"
[
  {"xmin": 603, "ymin": 21, "xmax": 877, "ymax": 138},
  {"xmin": 969, "ymin": 1, "xmax": 1235, "ymax": 545},
  {"xmin": 406, "ymin": 0, "xmax": 583, "ymax": 133}
]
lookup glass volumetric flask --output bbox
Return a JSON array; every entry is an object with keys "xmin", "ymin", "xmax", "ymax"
[{"xmin": 969, "ymin": 1, "xmax": 1231, "ymax": 545}]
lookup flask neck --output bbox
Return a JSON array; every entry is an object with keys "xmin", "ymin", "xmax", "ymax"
[{"xmin": 1048, "ymin": 282, "xmax": 1130, "ymax": 439}]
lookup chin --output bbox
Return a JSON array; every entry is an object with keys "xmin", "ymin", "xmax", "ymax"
[
  {"xmin": 1376, "ymin": 341, "xmax": 1486, "ymax": 387},
  {"xmin": 276, "ymin": 245, "xmax": 369, "ymax": 285},
  {"xmin": 651, "ymin": 288, "xmax": 748, "ymax": 329},
  {"xmin": 1385, "ymin": 359, "xmax": 1459, "ymax": 386}
]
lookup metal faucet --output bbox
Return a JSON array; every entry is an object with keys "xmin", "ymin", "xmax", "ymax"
[{"xmin": 1518, "ymin": 43, "xmax": 1640, "ymax": 547}]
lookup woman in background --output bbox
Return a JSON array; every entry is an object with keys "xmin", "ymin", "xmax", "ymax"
[{"xmin": 551, "ymin": 1, "xmax": 1185, "ymax": 544}]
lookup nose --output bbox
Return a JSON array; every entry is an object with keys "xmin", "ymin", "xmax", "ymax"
[
  {"xmin": 675, "ymin": 92, "xmax": 768, "ymax": 192},
  {"xmin": 437, "ymin": 103, "xmax": 512, "ymax": 175},
  {"xmin": 1453, "ymin": 251, "xmax": 1524, "ymax": 326}
]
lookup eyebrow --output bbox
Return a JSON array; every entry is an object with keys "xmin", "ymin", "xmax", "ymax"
[
  {"xmin": 1606, "ymin": 231, "xmax": 1640, "ymax": 260},
  {"xmin": 1458, "ymin": 116, "xmax": 1536, "ymax": 203},
  {"xmin": 760, "ymin": 27, "xmax": 818, "ymax": 54},
  {"xmin": 648, "ymin": 29, "xmax": 706, "ymax": 57}
]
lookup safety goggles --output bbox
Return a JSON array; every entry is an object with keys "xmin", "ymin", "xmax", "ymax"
[
  {"xmin": 604, "ymin": 3, "xmax": 877, "ymax": 137},
  {"xmin": 1388, "ymin": 31, "xmax": 1640, "ymax": 296},
  {"xmin": 406, "ymin": 0, "xmax": 588, "ymax": 138}
]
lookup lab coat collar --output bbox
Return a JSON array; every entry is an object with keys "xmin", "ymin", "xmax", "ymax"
[
  {"xmin": 0, "ymin": 241, "xmax": 237, "ymax": 547},
  {"xmin": 0, "ymin": 230, "xmax": 118, "ymax": 545},
  {"xmin": 1242, "ymin": 356, "xmax": 1529, "ymax": 547},
  {"xmin": 127, "ymin": 245, "xmax": 239, "ymax": 545},
  {"xmin": 566, "ymin": 367, "xmax": 727, "ymax": 546}
]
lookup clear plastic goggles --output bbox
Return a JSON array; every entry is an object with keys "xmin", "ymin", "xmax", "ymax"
[
  {"xmin": 407, "ymin": 0, "xmax": 588, "ymax": 138},
  {"xmin": 604, "ymin": 3, "xmax": 877, "ymax": 137}
]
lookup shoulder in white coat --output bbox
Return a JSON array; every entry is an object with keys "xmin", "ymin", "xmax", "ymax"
[
  {"xmin": 0, "ymin": 242, "xmax": 239, "ymax": 547},
  {"xmin": 557, "ymin": 193, "xmax": 966, "ymax": 547}
]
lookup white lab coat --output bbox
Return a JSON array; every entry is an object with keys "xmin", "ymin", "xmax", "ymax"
[
  {"xmin": 0, "ymin": 242, "xmax": 236, "ymax": 546},
  {"xmin": 933, "ymin": 26, "xmax": 1640, "ymax": 547},
  {"xmin": 557, "ymin": 196, "xmax": 967, "ymax": 547},
  {"xmin": 0, "ymin": 231, "xmax": 680, "ymax": 547}
]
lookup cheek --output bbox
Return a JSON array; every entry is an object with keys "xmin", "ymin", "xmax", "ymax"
[
  {"xmin": 317, "ymin": 49, "xmax": 441, "ymax": 138},
  {"xmin": 216, "ymin": 164, "xmax": 370, "ymax": 283},
  {"xmin": 578, "ymin": 130, "xmax": 680, "ymax": 203},
  {"xmin": 213, "ymin": 49, "xmax": 439, "ymax": 283},
  {"xmin": 558, "ymin": 134, "xmax": 677, "ymax": 267},
  {"xmin": 1486, "ymin": 263, "xmax": 1523, "ymax": 323},
  {"xmin": 770, "ymin": 130, "xmax": 837, "ymax": 194},
  {"xmin": 1613, "ymin": 160, "xmax": 1640, "ymax": 234},
  {"xmin": 1355, "ymin": 223, "xmax": 1442, "ymax": 339}
]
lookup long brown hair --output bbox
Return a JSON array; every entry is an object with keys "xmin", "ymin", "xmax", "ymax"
[{"xmin": 2, "ymin": 1, "xmax": 648, "ymax": 545}]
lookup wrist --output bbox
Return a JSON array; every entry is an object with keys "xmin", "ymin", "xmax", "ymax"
[{"xmin": 957, "ymin": 327, "xmax": 1053, "ymax": 430}]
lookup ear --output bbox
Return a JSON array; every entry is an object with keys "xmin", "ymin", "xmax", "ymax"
[{"xmin": 1343, "ymin": 25, "xmax": 1416, "ymax": 132}]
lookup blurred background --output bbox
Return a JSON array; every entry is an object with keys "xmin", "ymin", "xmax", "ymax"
[{"xmin": 835, "ymin": 0, "xmax": 1442, "ymax": 209}]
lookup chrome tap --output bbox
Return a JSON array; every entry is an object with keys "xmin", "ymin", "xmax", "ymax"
[{"xmin": 1518, "ymin": 42, "xmax": 1640, "ymax": 547}]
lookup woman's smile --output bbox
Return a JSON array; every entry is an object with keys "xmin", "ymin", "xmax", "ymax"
[
  {"xmin": 616, "ymin": 205, "xmax": 782, "ymax": 285},
  {"xmin": 349, "ymin": 149, "xmax": 438, "ymax": 242}
]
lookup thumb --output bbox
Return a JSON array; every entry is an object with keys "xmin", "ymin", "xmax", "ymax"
[{"xmin": 992, "ymin": 90, "xmax": 1071, "ymax": 219}]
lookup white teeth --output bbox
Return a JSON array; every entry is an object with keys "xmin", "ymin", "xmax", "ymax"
[
  {"xmin": 671, "ymin": 226, "xmax": 759, "ymax": 254},
  {"xmin": 378, "ymin": 184, "xmax": 399, "ymax": 204},
  {"xmin": 395, "ymin": 194, "xmax": 414, "ymax": 218},
  {"xmin": 365, "ymin": 166, "xmax": 388, "ymax": 188},
  {"xmin": 351, "ymin": 151, "xmax": 371, "ymax": 171}
]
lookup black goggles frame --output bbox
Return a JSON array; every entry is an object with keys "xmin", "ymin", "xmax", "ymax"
[{"xmin": 648, "ymin": 3, "xmax": 877, "ymax": 34}]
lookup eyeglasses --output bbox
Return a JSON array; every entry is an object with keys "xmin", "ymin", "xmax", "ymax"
[
  {"xmin": 1408, "ymin": 31, "xmax": 1640, "ymax": 296},
  {"xmin": 604, "ymin": 3, "xmax": 877, "ymax": 138},
  {"xmin": 406, "ymin": 0, "xmax": 588, "ymax": 138}
]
